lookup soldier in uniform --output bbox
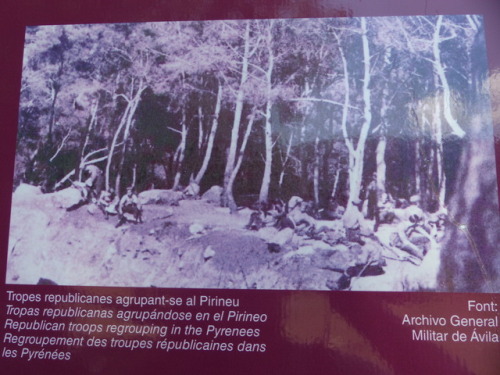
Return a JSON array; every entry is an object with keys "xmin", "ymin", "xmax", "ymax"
[
  {"xmin": 83, "ymin": 164, "xmax": 104, "ymax": 202},
  {"xmin": 116, "ymin": 187, "xmax": 142, "ymax": 227},
  {"xmin": 97, "ymin": 188, "xmax": 118, "ymax": 219},
  {"xmin": 343, "ymin": 200, "xmax": 366, "ymax": 245}
]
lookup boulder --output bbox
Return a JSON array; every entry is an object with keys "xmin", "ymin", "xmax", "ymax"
[
  {"xmin": 37, "ymin": 278, "xmax": 58, "ymax": 285},
  {"xmin": 203, "ymin": 246, "xmax": 216, "ymax": 261},
  {"xmin": 86, "ymin": 203, "xmax": 99, "ymax": 215},
  {"xmin": 12, "ymin": 183, "xmax": 43, "ymax": 205},
  {"xmin": 267, "ymin": 227, "xmax": 294, "ymax": 253},
  {"xmin": 271, "ymin": 227, "xmax": 294, "ymax": 246},
  {"xmin": 46, "ymin": 187, "xmax": 86, "ymax": 209},
  {"xmin": 324, "ymin": 229, "xmax": 344, "ymax": 244},
  {"xmin": 201, "ymin": 185, "xmax": 223, "ymax": 204},
  {"xmin": 347, "ymin": 239, "xmax": 384, "ymax": 268},
  {"xmin": 283, "ymin": 245, "xmax": 315, "ymax": 259},
  {"xmin": 138, "ymin": 189, "xmax": 183, "ymax": 206},
  {"xmin": 189, "ymin": 223, "xmax": 205, "ymax": 235},
  {"xmin": 314, "ymin": 244, "xmax": 353, "ymax": 271},
  {"xmin": 183, "ymin": 182, "xmax": 200, "ymax": 198}
]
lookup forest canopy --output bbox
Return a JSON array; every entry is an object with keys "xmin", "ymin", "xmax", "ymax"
[{"xmin": 15, "ymin": 15, "xmax": 489, "ymax": 214}]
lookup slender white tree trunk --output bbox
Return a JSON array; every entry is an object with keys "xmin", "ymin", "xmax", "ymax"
[
  {"xmin": 172, "ymin": 109, "xmax": 187, "ymax": 190},
  {"xmin": 432, "ymin": 71, "xmax": 446, "ymax": 209},
  {"xmin": 313, "ymin": 135, "xmax": 320, "ymax": 206},
  {"xmin": 376, "ymin": 84, "xmax": 389, "ymax": 197},
  {"xmin": 197, "ymin": 105, "xmax": 204, "ymax": 151},
  {"xmin": 344, "ymin": 18, "xmax": 372, "ymax": 217},
  {"xmin": 331, "ymin": 168, "xmax": 340, "ymax": 199},
  {"xmin": 222, "ymin": 21, "xmax": 251, "ymax": 207},
  {"xmin": 433, "ymin": 15, "xmax": 465, "ymax": 138},
  {"xmin": 259, "ymin": 22, "xmax": 275, "ymax": 203},
  {"xmin": 77, "ymin": 98, "xmax": 99, "ymax": 181},
  {"xmin": 278, "ymin": 131, "xmax": 293, "ymax": 192},
  {"xmin": 227, "ymin": 111, "xmax": 256, "ymax": 213},
  {"xmin": 194, "ymin": 82, "xmax": 222, "ymax": 185},
  {"xmin": 415, "ymin": 138, "xmax": 421, "ymax": 198},
  {"xmin": 334, "ymin": 30, "xmax": 353, "ymax": 207},
  {"xmin": 106, "ymin": 78, "xmax": 145, "ymax": 192},
  {"xmin": 376, "ymin": 135, "xmax": 387, "ymax": 196},
  {"xmin": 114, "ymin": 81, "xmax": 144, "ymax": 195},
  {"xmin": 106, "ymin": 105, "xmax": 130, "ymax": 191}
]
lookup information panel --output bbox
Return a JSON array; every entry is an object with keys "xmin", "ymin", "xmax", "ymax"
[{"xmin": 1, "ymin": 1, "xmax": 499, "ymax": 374}]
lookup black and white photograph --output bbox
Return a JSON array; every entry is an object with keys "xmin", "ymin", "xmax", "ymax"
[{"xmin": 6, "ymin": 15, "xmax": 500, "ymax": 292}]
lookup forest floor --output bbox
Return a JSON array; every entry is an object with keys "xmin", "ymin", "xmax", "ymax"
[{"xmin": 6, "ymin": 185, "xmax": 440, "ymax": 291}]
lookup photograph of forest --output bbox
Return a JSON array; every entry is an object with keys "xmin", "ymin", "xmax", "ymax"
[{"xmin": 7, "ymin": 15, "xmax": 500, "ymax": 292}]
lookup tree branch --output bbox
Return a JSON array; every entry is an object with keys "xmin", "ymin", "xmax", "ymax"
[
  {"xmin": 291, "ymin": 97, "xmax": 359, "ymax": 110},
  {"xmin": 49, "ymin": 130, "xmax": 72, "ymax": 162}
]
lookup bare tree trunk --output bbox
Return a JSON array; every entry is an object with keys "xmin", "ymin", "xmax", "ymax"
[
  {"xmin": 222, "ymin": 21, "xmax": 252, "ymax": 207},
  {"xmin": 76, "ymin": 98, "xmax": 99, "ymax": 181},
  {"xmin": 376, "ymin": 82, "xmax": 389, "ymax": 198},
  {"xmin": 114, "ymin": 137, "xmax": 128, "ymax": 195},
  {"xmin": 313, "ymin": 135, "xmax": 320, "ymax": 206},
  {"xmin": 415, "ymin": 138, "xmax": 421, "ymax": 198},
  {"xmin": 131, "ymin": 163, "xmax": 137, "ymax": 188},
  {"xmin": 278, "ymin": 130, "xmax": 293, "ymax": 193},
  {"xmin": 343, "ymin": 18, "xmax": 372, "ymax": 217},
  {"xmin": 172, "ymin": 109, "xmax": 187, "ymax": 190},
  {"xmin": 106, "ymin": 105, "xmax": 130, "ymax": 191},
  {"xmin": 194, "ymin": 82, "xmax": 222, "ymax": 185},
  {"xmin": 431, "ymin": 69, "xmax": 446, "ymax": 210},
  {"xmin": 47, "ymin": 81, "xmax": 60, "ymax": 147},
  {"xmin": 226, "ymin": 111, "xmax": 256, "ymax": 213},
  {"xmin": 417, "ymin": 109, "xmax": 431, "ymax": 207},
  {"xmin": 47, "ymin": 46, "xmax": 65, "ymax": 149},
  {"xmin": 298, "ymin": 122, "xmax": 308, "ymax": 198},
  {"xmin": 115, "ymin": 95, "xmax": 142, "ymax": 195},
  {"xmin": 331, "ymin": 168, "xmax": 340, "ymax": 199},
  {"xmin": 258, "ymin": 93, "xmax": 274, "ymax": 204},
  {"xmin": 432, "ymin": 15, "xmax": 465, "ymax": 138},
  {"xmin": 258, "ymin": 21, "xmax": 275, "ymax": 204},
  {"xmin": 434, "ymin": 109, "xmax": 446, "ymax": 209},
  {"xmin": 106, "ymin": 78, "xmax": 145, "ymax": 194},
  {"xmin": 376, "ymin": 134, "xmax": 387, "ymax": 197},
  {"xmin": 197, "ymin": 105, "xmax": 204, "ymax": 151},
  {"xmin": 334, "ymin": 30, "xmax": 353, "ymax": 207}
]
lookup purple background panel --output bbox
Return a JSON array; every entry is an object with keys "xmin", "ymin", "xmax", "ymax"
[{"xmin": 1, "ymin": 1, "xmax": 499, "ymax": 374}]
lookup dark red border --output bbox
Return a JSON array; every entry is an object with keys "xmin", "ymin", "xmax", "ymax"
[
  {"xmin": 1, "ymin": 0, "xmax": 500, "ymax": 284},
  {"xmin": 1, "ymin": 1, "xmax": 499, "ymax": 374}
]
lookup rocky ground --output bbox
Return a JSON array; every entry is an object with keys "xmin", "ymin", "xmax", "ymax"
[{"xmin": 6, "ymin": 184, "xmax": 442, "ymax": 291}]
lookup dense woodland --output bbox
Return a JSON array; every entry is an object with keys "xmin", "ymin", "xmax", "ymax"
[{"xmin": 16, "ymin": 15, "xmax": 488, "ymax": 215}]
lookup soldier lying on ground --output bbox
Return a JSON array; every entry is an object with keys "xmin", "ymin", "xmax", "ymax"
[
  {"xmin": 246, "ymin": 195, "xmax": 341, "ymax": 234},
  {"xmin": 375, "ymin": 203, "xmax": 435, "ymax": 262},
  {"xmin": 376, "ymin": 193, "xmax": 396, "ymax": 225},
  {"xmin": 286, "ymin": 196, "xmax": 316, "ymax": 233},
  {"xmin": 321, "ymin": 197, "xmax": 345, "ymax": 220},
  {"xmin": 245, "ymin": 211, "xmax": 265, "ymax": 231},
  {"xmin": 245, "ymin": 198, "xmax": 286, "ymax": 231}
]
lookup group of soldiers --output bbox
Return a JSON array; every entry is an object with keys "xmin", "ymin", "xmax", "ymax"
[
  {"xmin": 244, "ymin": 176, "xmax": 446, "ymax": 265},
  {"xmin": 73, "ymin": 165, "xmax": 142, "ymax": 226}
]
